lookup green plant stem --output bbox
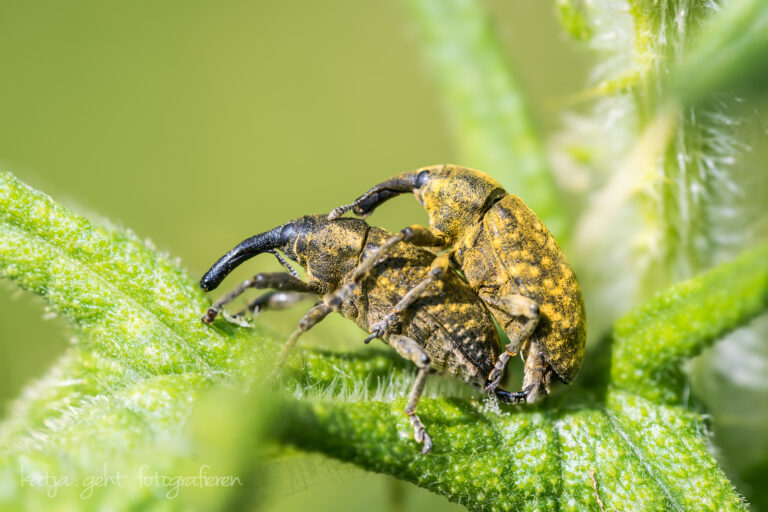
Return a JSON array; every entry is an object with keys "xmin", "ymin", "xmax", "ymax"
[
  {"xmin": 669, "ymin": 0, "xmax": 768, "ymax": 105},
  {"xmin": 403, "ymin": 0, "xmax": 567, "ymax": 239}
]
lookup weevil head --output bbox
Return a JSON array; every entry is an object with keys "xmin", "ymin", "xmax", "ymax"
[
  {"xmin": 200, "ymin": 214, "xmax": 370, "ymax": 293},
  {"xmin": 288, "ymin": 215, "xmax": 370, "ymax": 290},
  {"xmin": 412, "ymin": 165, "xmax": 507, "ymax": 241}
]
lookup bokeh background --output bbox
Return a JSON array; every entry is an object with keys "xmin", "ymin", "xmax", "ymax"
[{"xmin": 1, "ymin": 1, "xmax": 766, "ymax": 510}]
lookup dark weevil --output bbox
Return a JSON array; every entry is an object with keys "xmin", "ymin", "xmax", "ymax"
[
  {"xmin": 329, "ymin": 165, "xmax": 587, "ymax": 404},
  {"xmin": 199, "ymin": 214, "xmax": 524, "ymax": 454}
]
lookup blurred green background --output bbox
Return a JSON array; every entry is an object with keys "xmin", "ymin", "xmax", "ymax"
[{"xmin": 0, "ymin": 1, "xmax": 588, "ymax": 510}]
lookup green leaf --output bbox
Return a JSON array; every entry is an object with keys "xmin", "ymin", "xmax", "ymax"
[
  {"xmin": 0, "ymin": 172, "xmax": 273, "ymax": 377},
  {"xmin": 557, "ymin": 1, "xmax": 768, "ymax": 508},
  {"xmin": 276, "ymin": 242, "xmax": 768, "ymax": 511},
  {"xmin": 612, "ymin": 243, "xmax": 768, "ymax": 403},
  {"xmin": 1, "ymin": 171, "xmax": 763, "ymax": 510},
  {"xmin": 0, "ymin": 171, "xmax": 271, "ymax": 509}
]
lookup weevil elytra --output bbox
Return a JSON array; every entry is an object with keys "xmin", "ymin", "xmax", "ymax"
[
  {"xmin": 199, "ymin": 214, "xmax": 522, "ymax": 454},
  {"xmin": 329, "ymin": 165, "xmax": 587, "ymax": 404}
]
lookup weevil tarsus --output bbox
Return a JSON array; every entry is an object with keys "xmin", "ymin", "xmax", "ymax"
[
  {"xmin": 390, "ymin": 334, "xmax": 432, "ymax": 454},
  {"xmin": 235, "ymin": 290, "xmax": 315, "ymax": 318},
  {"xmin": 493, "ymin": 388, "xmax": 529, "ymax": 404},
  {"xmin": 202, "ymin": 272, "xmax": 317, "ymax": 324}
]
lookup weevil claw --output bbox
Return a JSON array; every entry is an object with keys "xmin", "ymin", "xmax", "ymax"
[
  {"xmin": 366, "ymin": 317, "xmax": 391, "ymax": 342},
  {"xmin": 420, "ymin": 433, "xmax": 432, "ymax": 455},
  {"xmin": 202, "ymin": 308, "xmax": 218, "ymax": 324},
  {"xmin": 409, "ymin": 412, "xmax": 432, "ymax": 454},
  {"xmin": 328, "ymin": 204, "xmax": 354, "ymax": 220}
]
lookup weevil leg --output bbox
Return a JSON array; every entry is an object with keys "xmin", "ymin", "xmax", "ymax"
[
  {"xmin": 520, "ymin": 340, "xmax": 554, "ymax": 404},
  {"xmin": 327, "ymin": 170, "xmax": 430, "ymax": 220},
  {"xmin": 398, "ymin": 224, "xmax": 450, "ymax": 248},
  {"xmin": 202, "ymin": 272, "xmax": 320, "ymax": 324},
  {"xmin": 389, "ymin": 335, "xmax": 433, "ymax": 454},
  {"xmin": 323, "ymin": 233, "xmax": 404, "ymax": 311},
  {"xmin": 234, "ymin": 291, "xmax": 316, "ymax": 318},
  {"xmin": 493, "ymin": 388, "xmax": 529, "ymax": 404},
  {"xmin": 273, "ymin": 302, "xmax": 332, "ymax": 370},
  {"xmin": 483, "ymin": 294, "xmax": 540, "ymax": 393},
  {"xmin": 365, "ymin": 252, "xmax": 452, "ymax": 342},
  {"xmin": 492, "ymin": 341, "xmax": 552, "ymax": 404},
  {"xmin": 325, "ymin": 224, "xmax": 449, "ymax": 313}
]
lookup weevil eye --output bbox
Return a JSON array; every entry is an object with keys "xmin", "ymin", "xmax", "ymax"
[
  {"xmin": 279, "ymin": 223, "xmax": 295, "ymax": 243},
  {"xmin": 416, "ymin": 169, "xmax": 431, "ymax": 187},
  {"xmin": 413, "ymin": 170, "xmax": 432, "ymax": 206}
]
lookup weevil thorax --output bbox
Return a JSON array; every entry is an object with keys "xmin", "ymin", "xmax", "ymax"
[
  {"xmin": 283, "ymin": 214, "xmax": 368, "ymax": 292},
  {"xmin": 415, "ymin": 165, "xmax": 507, "ymax": 242}
]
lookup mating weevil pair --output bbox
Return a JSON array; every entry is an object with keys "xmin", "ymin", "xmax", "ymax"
[{"xmin": 200, "ymin": 165, "xmax": 586, "ymax": 454}]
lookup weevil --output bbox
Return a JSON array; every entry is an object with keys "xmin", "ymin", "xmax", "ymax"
[
  {"xmin": 199, "ymin": 214, "xmax": 522, "ymax": 454},
  {"xmin": 329, "ymin": 164, "xmax": 587, "ymax": 403}
]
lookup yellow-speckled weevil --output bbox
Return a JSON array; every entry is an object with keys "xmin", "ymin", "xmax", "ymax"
[
  {"xmin": 329, "ymin": 165, "xmax": 586, "ymax": 404},
  {"xmin": 200, "ymin": 214, "xmax": 519, "ymax": 454}
]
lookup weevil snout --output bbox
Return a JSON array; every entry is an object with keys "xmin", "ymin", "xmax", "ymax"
[{"xmin": 199, "ymin": 223, "xmax": 297, "ymax": 291}]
